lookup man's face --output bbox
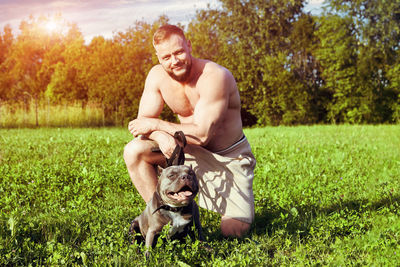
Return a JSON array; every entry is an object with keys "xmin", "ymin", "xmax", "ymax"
[{"xmin": 155, "ymin": 34, "xmax": 193, "ymax": 82}]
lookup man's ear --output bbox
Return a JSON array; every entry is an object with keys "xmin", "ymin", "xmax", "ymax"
[{"xmin": 187, "ymin": 39, "xmax": 192, "ymax": 53}]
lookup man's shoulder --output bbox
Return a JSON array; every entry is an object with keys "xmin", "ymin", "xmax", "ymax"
[
  {"xmin": 145, "ymin": 65, "xmax": 166, "ymax": 88},
  {"xmin": 148, "ymin": 64, "xmax": 165, "ymax": 77},
  {"xmin": 201, "ymin": 59, "xmax": 226, "ymax": 72},
  {"xmin": 200, "ymin": 59, "xmax": 234, "ymax": 82}
]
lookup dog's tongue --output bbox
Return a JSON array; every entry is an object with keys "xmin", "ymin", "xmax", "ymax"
[
  {"xmin": 181, "ymin": 190, "xmax": 193, "ymax": 196},
  {"xmin": 173, "ymin": 191, "xmax": 192, "ymax": 199}
]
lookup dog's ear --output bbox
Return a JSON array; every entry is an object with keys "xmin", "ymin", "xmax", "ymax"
[{"xmin": 156, "ymin": 165, "xmax": 164, "ymax": 176}]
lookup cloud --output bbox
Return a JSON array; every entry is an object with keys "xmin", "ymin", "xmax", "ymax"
[
  {"xmin": 0, "ymin": 0, "xmax": 217, "ymax": 39},
  {"xmin": 308, "ymin": 0, "xmax": 324, "ymax": 4},
  {"xmin": 304, "ymin": 0, "xmax": 324, "ymax": 14},
  {"xmin": 0, "ymin": 0, "xmax": 319, "ymax": 41}
]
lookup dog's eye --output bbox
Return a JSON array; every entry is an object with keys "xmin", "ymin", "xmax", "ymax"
[{"xmin": 167, "ymin": 173, "xmax": 175, "ymax": 179}]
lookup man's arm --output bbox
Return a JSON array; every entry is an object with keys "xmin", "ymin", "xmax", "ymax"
[
  {"xmin": 128, "ymin": 66, "xmax": 178, "ymax": 157},
  {"xmin": 130, "ymin": 65, "xmax": 231, "ymax": 147},
  {"xmin": 136, "ymin": 66, "xmax": 164, "ymax": 119}
]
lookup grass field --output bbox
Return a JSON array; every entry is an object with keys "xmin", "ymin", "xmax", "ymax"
[
  {"xmin": 0, "ymin": 103, "xmax": 107, "ymax": 128},
  {"xmin": 1, "ymin": 125, "xmax": 399, "ymax": 266}
]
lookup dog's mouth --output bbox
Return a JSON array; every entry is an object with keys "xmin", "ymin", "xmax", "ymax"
[{"xmin": 168, "ymin": 185, "xmax": 195, "ymax": 201}]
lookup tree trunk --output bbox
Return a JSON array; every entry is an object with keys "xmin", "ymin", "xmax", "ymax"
[
  {"xmin": 47, "ymin": 97, "xmax": 50, "ymax": 126},
  {"xmin": 120, "ymin": 99, "xmax": 125, "ymax": 127},
  {"xmin": 35, "ymin": 97, "xmax": 39, "ymax": 127}
]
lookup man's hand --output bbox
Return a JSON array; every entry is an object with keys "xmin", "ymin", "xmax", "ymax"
[
  {"xmin": 128, "ymin": 118, "xmax": 157, "ymax": 137},
  {"xmin": 128, "ymin": 117, "xmax": 177, "ymax": 158},
  {"xmin": 147, "ymin": 131, "xmax": 177, "ymax": 159},
  {"xmin": 155, "ymin": 133, "xmax": 177, "ymax": 159}
]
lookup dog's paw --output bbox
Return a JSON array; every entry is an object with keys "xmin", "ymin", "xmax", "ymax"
[
  {"xmin": 129, "ymin": 219, "xmax": 144, "ymax": 244},
  {"xmin": 145, "ymin": 250, "xmax": 151, "ymax": 259},
  {"xmin": 200, "ymin": 241, "xmax": 213, "ymax": 252}
]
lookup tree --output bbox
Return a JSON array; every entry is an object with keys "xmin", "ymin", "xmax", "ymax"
[
  {"xmin": 387, "ymin": 56, "xmax": 400, "ymax": 123},
  {"xmin": 47, "ymin": 36, "xmax": 89, "ymax": 106},
  {"xmin": 318, "ymin": 0, "xmax": 400, "ymax": 123},
  {"xmin": 186, "ymin": 9, "xmax": 224, "ymax": 63},
  {"xmin": 315, "ymin": 14, "xmax": 365, "ymax": 123},
  {"xmin": 188, "ymin": 0, "xmax": 320, "ymax": 125},
  {"xmin": 46, "ymin": 22, "xmax": 87, "ymax": 106},
  {"xmin": 5, "ymin": 15, "xmax": 74, "ymax": 126},
  {"xmin": 112, "ymin": 21, "xmax": 155, "ymax": 124},
  {"xmin": 0, "ymin": 25, "xmax": 14, "ymax": 102},
  {"xmin": 289, "ymin": 13, "xmax": 327, "ymax": 122}
]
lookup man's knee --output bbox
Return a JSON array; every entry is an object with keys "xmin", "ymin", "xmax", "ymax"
[
  {"xmin": 220, "ymin": 216, "xmax": 251, "ymax": 238},
  {"xmin": 123, "ymin": 140, "xmax": 140, "ymax": 164},
  {"xmin": 123, "ymin": 138, "xmax": 165, "ymax": 167},
  {"xmin": 123, "ymin": 139, "xmax": 151, "ymax": 164}
]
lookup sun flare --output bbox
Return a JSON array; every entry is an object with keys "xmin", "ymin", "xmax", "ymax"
[{"xmin": 45, "ymin": 20, "xmax": 59, "ymax": 32}]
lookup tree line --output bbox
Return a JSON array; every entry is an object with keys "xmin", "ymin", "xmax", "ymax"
[{"xmin": 0, "ymin": 0, "xmax": 399, "ymax": 126}]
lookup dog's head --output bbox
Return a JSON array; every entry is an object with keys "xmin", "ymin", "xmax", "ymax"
[{"xmin": 157, "ymin": 165, "xmax": 198, "ymax": 207}]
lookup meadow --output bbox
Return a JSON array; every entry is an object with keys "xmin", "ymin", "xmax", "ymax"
[
  {"xmin": 0, "ymin": 102, "xmax": 111, "ymax": 128},
  {"xmin": 1, "ymin": 125, "xmax": 399, "ymax": 266}
]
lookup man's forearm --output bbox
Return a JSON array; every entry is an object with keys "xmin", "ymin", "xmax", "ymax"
[
  {"xmin": 147, "ymin": 118, "xmax": 207, "ymax": 146},
  {"xmin": 146, "ymin": 130, "xmax": 172, "ymax": 144}
]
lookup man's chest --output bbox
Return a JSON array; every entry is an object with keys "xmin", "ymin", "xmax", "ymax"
[{"xmin": 160, "ymin": 85, "xmax": 200, "ymax": 117}]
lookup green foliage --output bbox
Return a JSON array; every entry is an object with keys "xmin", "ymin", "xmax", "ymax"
[
  {"xmin": 0, "ymin": 25, "xmax": 14, "ymax": 102},
  {"xmin": 317, "ymin": 0, "xmax": 400, "ymax": 123},
  {"xmin": 0, "ymin": 25, "xmax": 13, "ymax": 65},
  {"xmin": 387, "ymin": 62, "xmax": 400, "ymax": 122},
  {"xmin": 47, "ymin": 37, "xmax": 89, "ymax": 103},
  {"xmin": 0, "ymin": 126, "xmax": 399, "ymax": 265},
  {"xmin": 0, "ymin": 1, "xmax": 400, "ymax": 126},
  {"xmin": 315, "ymin": 14, "xmax": 362, "ymax": 123},
  {"xmin": 188, "ymin": 0, "xmax": 320, "ymax": 125}
]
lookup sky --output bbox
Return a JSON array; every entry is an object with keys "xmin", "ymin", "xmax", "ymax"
[{"xmin": 0, "ymin": 0, "xmax": 323, "ymax": 42}]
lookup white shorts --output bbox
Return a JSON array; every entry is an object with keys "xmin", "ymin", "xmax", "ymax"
[{"xmin": 184, "ymin": 136, "xmax": 256, "ymax": 224}]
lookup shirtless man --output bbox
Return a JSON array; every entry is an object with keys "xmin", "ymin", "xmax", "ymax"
[{"xmin": 124, "ymin": 25, "xmax": 256, "ymax": 237}]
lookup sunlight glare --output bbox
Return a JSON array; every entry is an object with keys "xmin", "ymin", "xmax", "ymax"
[{"xmin": 45, "ymin": 20, "xmax": 59, "ymax": 32}]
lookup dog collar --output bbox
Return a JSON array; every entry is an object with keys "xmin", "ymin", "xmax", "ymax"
[{"xmin": 152, "ymin": 205, "xmax": 184, "ymax": 214}]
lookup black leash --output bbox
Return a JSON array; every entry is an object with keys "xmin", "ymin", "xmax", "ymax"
[{"xmin": 151, "ymin": 131, "xmax": 187, "ymax": 166}]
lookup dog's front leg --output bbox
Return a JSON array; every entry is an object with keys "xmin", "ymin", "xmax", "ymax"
[
  {"xmin": 192, "ymin": 204, "xmax": 205, "ymax": 241},
  {"xmin": 144, "ymin": 229, "xmax": 157, "ymax": 258},
  {"xmin": 192, "ymin": 203, "xmax": 212, "ymax": 252}
]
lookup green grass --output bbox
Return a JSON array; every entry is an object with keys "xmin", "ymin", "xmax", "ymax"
[{"xmin": 1, "ymin": 125, "xmax": 399, "ymax": 265}]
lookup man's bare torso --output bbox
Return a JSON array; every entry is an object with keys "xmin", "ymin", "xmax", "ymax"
[{"xmin": 152, "ymin": 58, "xmax": 243, "ymax": 152}]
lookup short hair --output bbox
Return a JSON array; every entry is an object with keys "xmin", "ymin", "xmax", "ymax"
[{"xmin": 153, "ymin": 24, "xmax": 186, "ymax": 45}]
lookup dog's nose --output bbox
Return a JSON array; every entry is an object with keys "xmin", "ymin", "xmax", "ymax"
[{"xmin": 181, "ymin": 174, "xmax": 190, "ymax": 180}]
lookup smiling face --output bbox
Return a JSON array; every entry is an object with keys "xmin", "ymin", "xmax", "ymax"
[{"xmin": 154, "ymin": 34, "xmax": 193, "ymax": 83}]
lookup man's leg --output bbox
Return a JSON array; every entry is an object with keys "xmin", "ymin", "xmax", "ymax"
[
  {"xmin": 123, "ymin": 138, "xmax": 166, "ymax": 203},
  {"xmin": 220, "ymin": 216, "xmax": 251, "ymax": 238}
]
